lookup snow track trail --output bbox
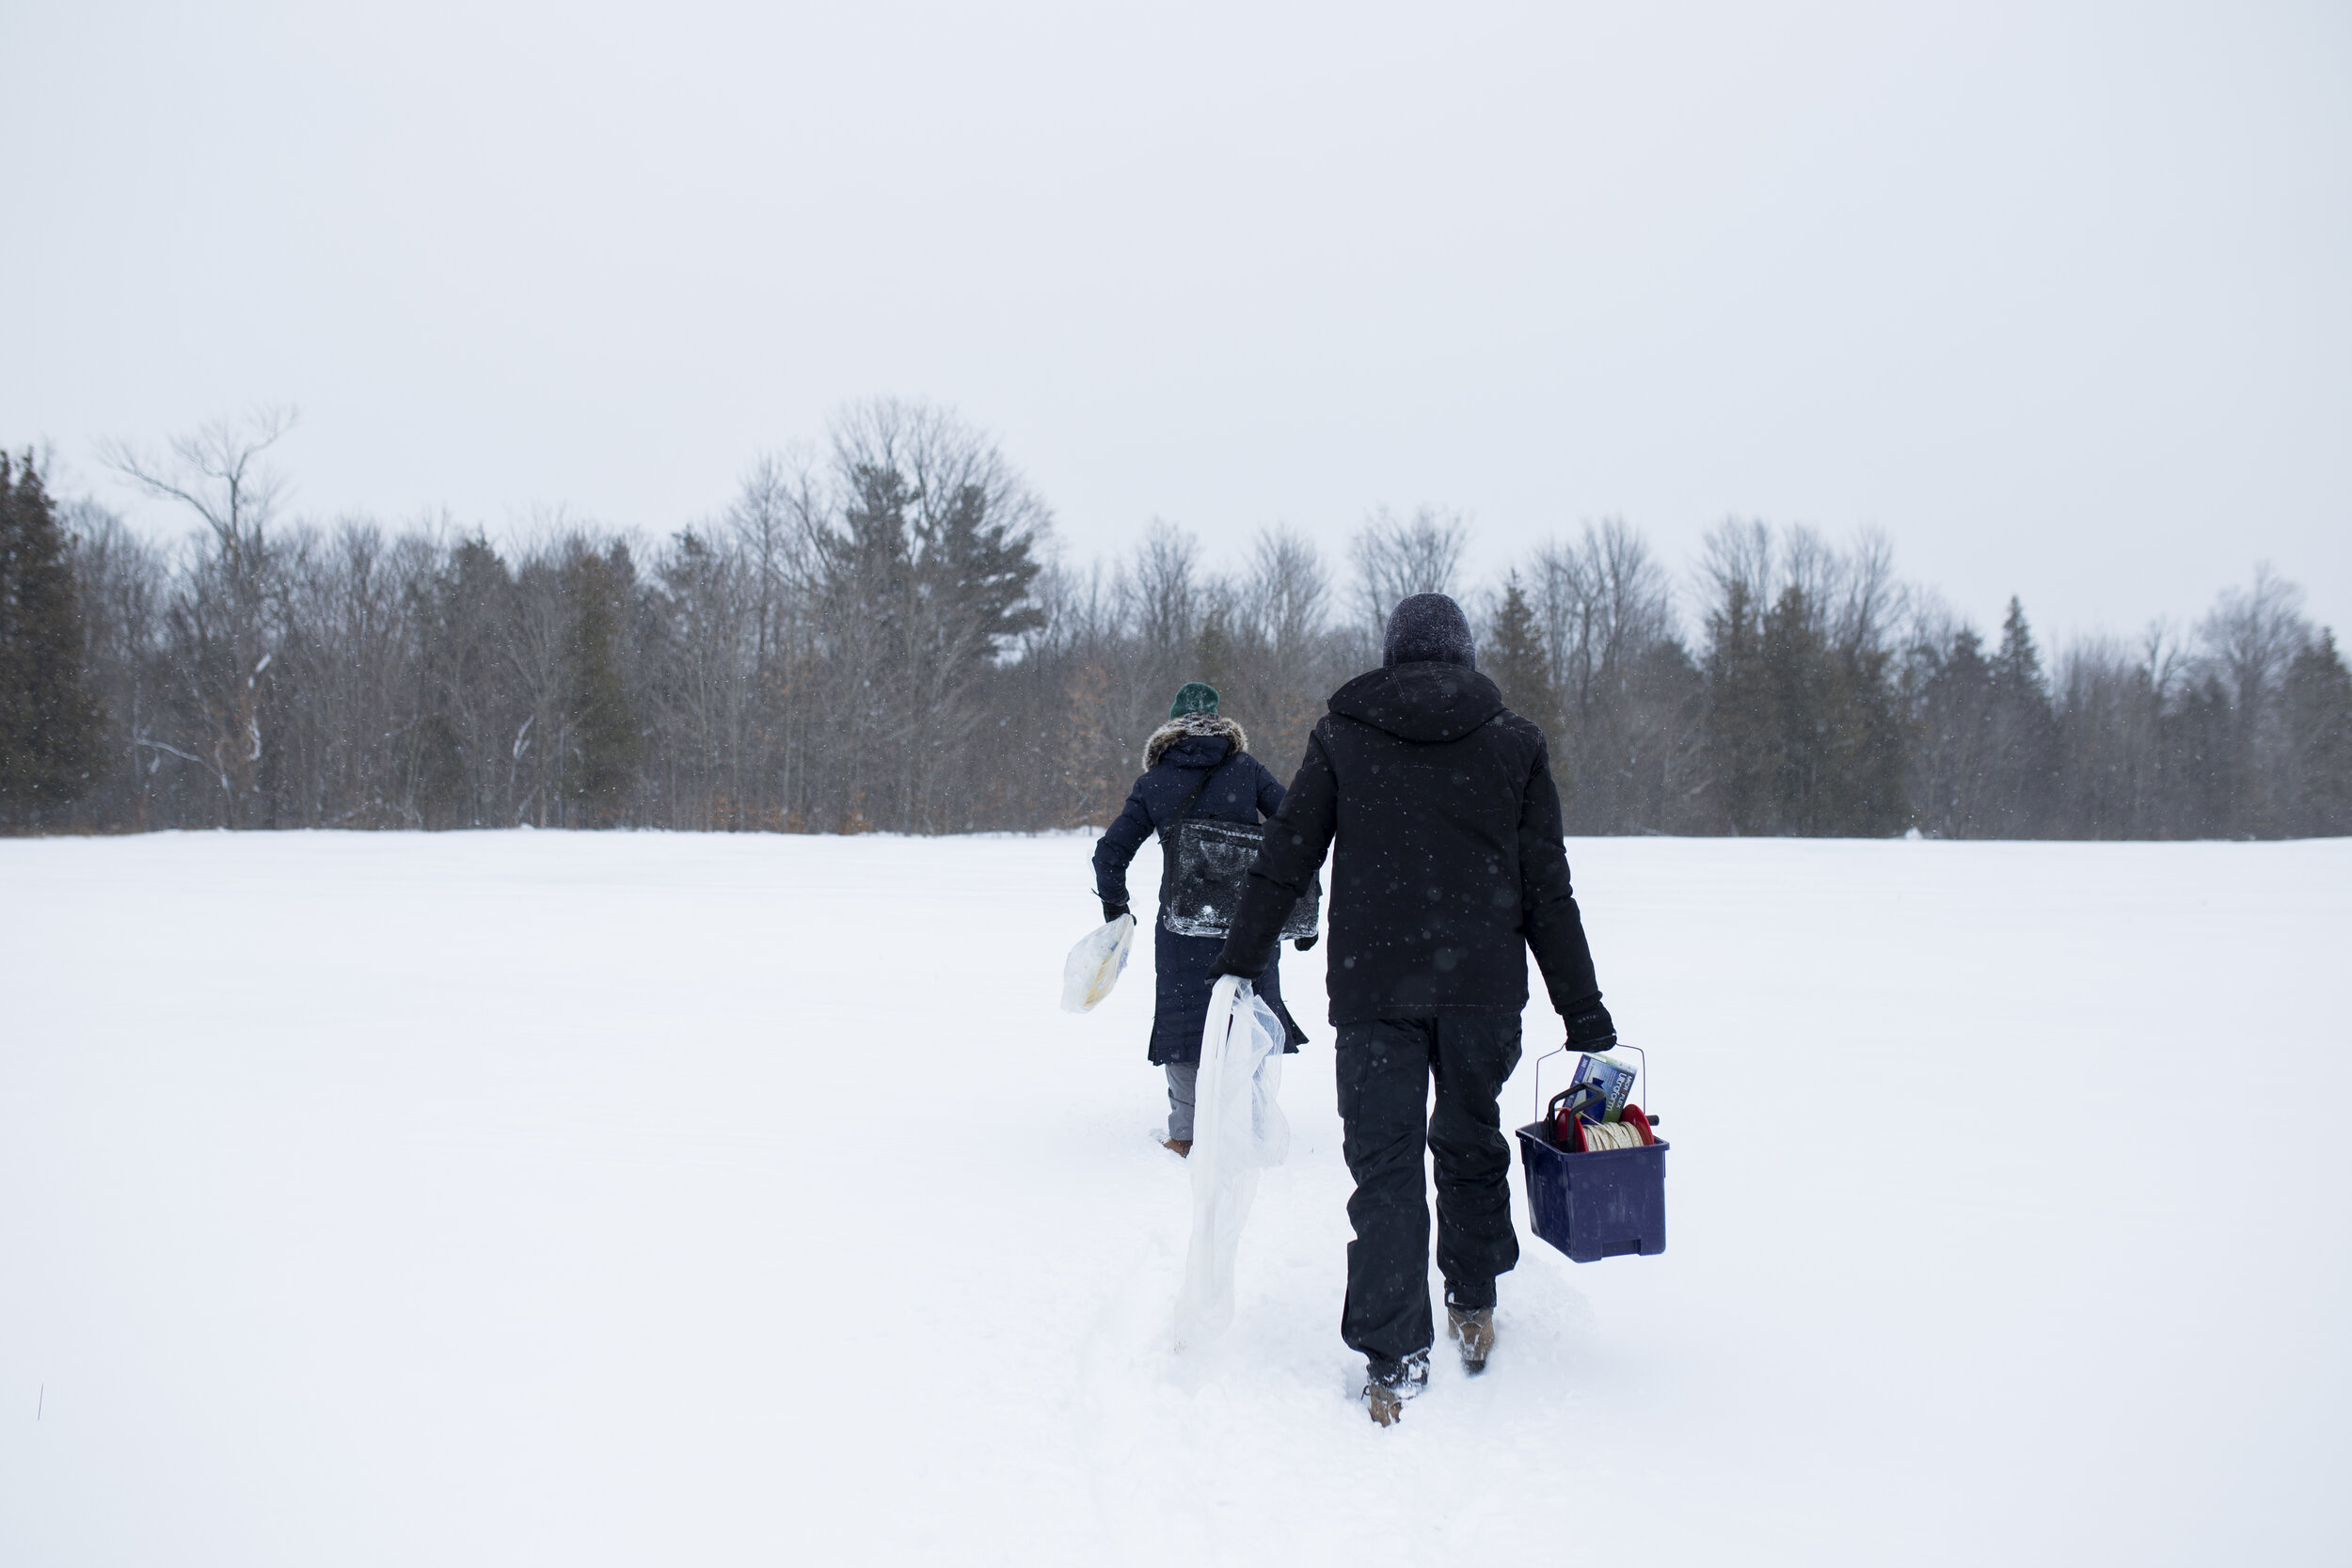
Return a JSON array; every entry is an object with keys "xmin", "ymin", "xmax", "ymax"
[{"xmin": 2, "ymin": 831, "xmax": 2347, "ymax": 1565}]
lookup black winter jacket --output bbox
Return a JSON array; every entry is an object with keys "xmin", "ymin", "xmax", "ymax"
[{"xmin": 1219, "ymin": 663, "xmax": 1602, "ymax": 1026}]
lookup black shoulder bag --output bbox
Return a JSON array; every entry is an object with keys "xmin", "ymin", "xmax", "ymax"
[{"xmin": 1158, "ymin": 756, "xmax": 1321, "ymax": 942}]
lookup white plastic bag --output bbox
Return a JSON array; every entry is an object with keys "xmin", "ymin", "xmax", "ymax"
[
  {"xmin": 1174, "ymin": 975, "xmax": 1291, "ymax": 1347},
  {"xmin": 1060, "ymin": 913, "xmax": 1137, "ymax": 1013}
]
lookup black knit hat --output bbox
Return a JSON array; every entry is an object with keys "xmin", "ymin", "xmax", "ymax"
[{"xmin": 1382, "ymin": 593, "xmax": 1477, "ymax": 671}]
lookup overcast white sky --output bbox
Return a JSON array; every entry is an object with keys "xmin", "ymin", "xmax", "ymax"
[{"xmin": 8, "ymin": 0, "xmax": 2349, "ymax": 642}]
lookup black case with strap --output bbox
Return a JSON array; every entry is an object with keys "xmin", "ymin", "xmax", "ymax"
[{"xmin": 1157, "ymin": 756, "xmax": 1321, "ymax": 941}]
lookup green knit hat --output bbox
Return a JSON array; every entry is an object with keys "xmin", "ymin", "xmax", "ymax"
[{"xmin": 1168, "ymin": 681, "xmax": 1219, "ymax": 720}]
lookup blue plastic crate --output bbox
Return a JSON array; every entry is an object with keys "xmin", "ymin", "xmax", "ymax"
[{"xmin": 1515, "ymin": 1122, "xmax": 1669, "ymax": 1263}]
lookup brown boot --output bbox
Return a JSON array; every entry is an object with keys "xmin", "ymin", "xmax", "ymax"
[
  {"xmin": 1448, "ymin": 1306, "xmax": 1494, "ymax": 1373},
  {"xmin": 1363, "ymin": 1352, "xmax": 1428, "ymax": 1427},
  {"xmin": 1161, "ymin": 1137, "xmax": 1192, "ymax": 1157}
]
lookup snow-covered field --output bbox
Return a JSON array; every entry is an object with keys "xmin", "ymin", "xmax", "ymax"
[{"xmin": 2, "ymin": 830, "xmax": 2346, "ymax": 1566}]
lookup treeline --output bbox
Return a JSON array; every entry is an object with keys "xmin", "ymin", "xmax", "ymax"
[{"xmin": 3, "ymin": 403, "xmax": 2349, "ymax": 838}]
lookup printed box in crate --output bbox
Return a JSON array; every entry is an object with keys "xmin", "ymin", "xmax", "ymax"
[{"xmin": 1567, "ymin": 1052, "xmax": 1637, "ymax": 1124}]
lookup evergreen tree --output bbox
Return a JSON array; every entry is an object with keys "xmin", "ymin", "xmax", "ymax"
[
  {"xmin": 1706, "ymin": 579, "xmax": 1911, "ymax": 837},
  {"xmin": 2161, "ymin": 672, "xmax": 2235, "ymax": 836},
  {"xmin": 818, "ymin": 450, "xmax": 1046, "ymax": 831},
  {"xmin": 563, "ymin": 543, "xmax": 642, "ymax": 824},
  {"xmin": 2280, "ymin": 629, "xmax": 2352, "ymax": 836},
  {"xmin": 1991, "ymin": 599, "xmax": 2037, "ymax": 682},
  {"xmin": 826, "ymin": 464, "xmax": 917, "ymax": 828},
  {"xmin": 1912, "ymin": 626, "xmax": 1994, "ymax": 836},
  {"xmin": 1836, "ymin": 629, "xmax": 1912, "ymax": 836},
  {"xmin": 1702, "ymin": 578, "xmax": 1773, "ymax": 832},
  {"xmin": 1486, "ymin": 572, "xmax": 1555, "ymax": 731},
  {"xmin": 1986, "ymin": 597, "xmax": 2057, "ymax": 832},
  {"xmin": 0, "ymin": 451, "xmax": 103, "ymax": 821},
  {"xmin": 920, "ymin": 480, "xmax": 1045, "ymax": 655},
  {"xmin": 1192, "ymin": 606, "xmax": 1239, "ymax": 703},
  {"xmin": 410, "ymin": 535, "xmax": 516, "ymax": 827},
  {"xmin": 1762, "ymin": 585, "xmax": 1841, "ymax": 833}
]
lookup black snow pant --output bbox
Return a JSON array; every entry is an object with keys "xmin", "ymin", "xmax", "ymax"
[{"xmin": 1335, "ymin": 1015, "xmax": 1524, "ymax": 1372}]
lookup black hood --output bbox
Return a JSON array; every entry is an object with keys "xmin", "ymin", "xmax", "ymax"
[{"xmin": 1327, "ymin": 662, "xmax": 1505, "ymax": 744}]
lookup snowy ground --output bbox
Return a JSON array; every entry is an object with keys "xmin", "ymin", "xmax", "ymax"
[{"xmin": 2, "ymin": 830, "xmax": 2346, "ymax": 1566}]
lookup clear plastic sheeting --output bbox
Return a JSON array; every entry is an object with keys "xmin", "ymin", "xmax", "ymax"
[
  {"xmin": 1174, "ymin": 975, "xmax": 1292, "ymax": 1348},
  {"xmin": 1059, "ymin": 913, "xmax": 1136, "ymax": 1013}
]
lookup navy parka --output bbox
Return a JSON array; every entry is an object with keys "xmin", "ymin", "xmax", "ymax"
[{"xmin": 1093, "ymin": 728, "xmax": 1311, "ymax": 1065}]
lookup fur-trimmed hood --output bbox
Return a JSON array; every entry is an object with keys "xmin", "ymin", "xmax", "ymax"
[{"xmin": 1143, "ymin": 712, "xmax": 1248, "ymax": 770}]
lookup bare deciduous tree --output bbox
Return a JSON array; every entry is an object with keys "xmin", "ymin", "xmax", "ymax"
[
  {"xmin": 101, "ymin": 407, "xmax": 297, "ymax": 823},
  {"xmin": 1352, "ymin": 505, "xmax": 1469, "ymax": 642}
]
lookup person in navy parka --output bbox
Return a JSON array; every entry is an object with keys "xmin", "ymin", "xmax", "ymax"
[{"xmin": 1093, "ymin": 681, "xmax": 1311, "ymax": 1154}]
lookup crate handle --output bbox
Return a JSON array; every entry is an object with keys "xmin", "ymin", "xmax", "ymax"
[
  {"xmin": 1531, "ymin": 1046, "xmax": 1569, "ymax": 1126},
  {"xmin": 1620, "ymin": 1042, "xmax": 1650, "ymax": 1122},
  {"xmin": 1531, "ymin": 1040, "xmax": 1654, "ymax": 1126}
]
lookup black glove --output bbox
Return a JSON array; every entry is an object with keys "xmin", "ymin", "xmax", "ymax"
[
  {"xmin": 1564, "ymin": 1000, "xmax": 1616, "ymax": 1051},
  {"xmin": 1207, "ymin": 947, "xmax": 1266, "ymax": 981},
  {"xmin": 1101, "ymin": 900, "xmax": 1129, "ymax": 924},
  {"xmin": 1293, "ymin": 934, "xmax": 1318, "ymax": 951}
]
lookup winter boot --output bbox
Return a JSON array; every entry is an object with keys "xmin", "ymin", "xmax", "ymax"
[
  {"xmin": 1161, "ymin": 1138, "xmax": 1192, "ymax": 1157},
  {"xmin": 1448, "ymin": 1306, "xmax": 1494, "ymax": 1373},
  {"xmin": 1363, "ymin": 1351, "xmax": 1430, "ymax": 1428}
]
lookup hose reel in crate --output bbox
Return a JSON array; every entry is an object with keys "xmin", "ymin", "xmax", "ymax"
[
  {"xmin": 1515, "ymin": 1041, "xmax": 1670, "ymax": 1264},
  {"xmin": 1536, "ymin": 1042, "xmax": 1658, "ymax": 1147}
]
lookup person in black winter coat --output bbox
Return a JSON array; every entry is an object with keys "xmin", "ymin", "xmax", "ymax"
[
  {"xmin": 1211, "ymin": 594, "xmax": 1616, "ymax": 1425},
  {"xmin": 1094, "ymin": 681, "xmax": 1311, "ymax": 1154}
]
